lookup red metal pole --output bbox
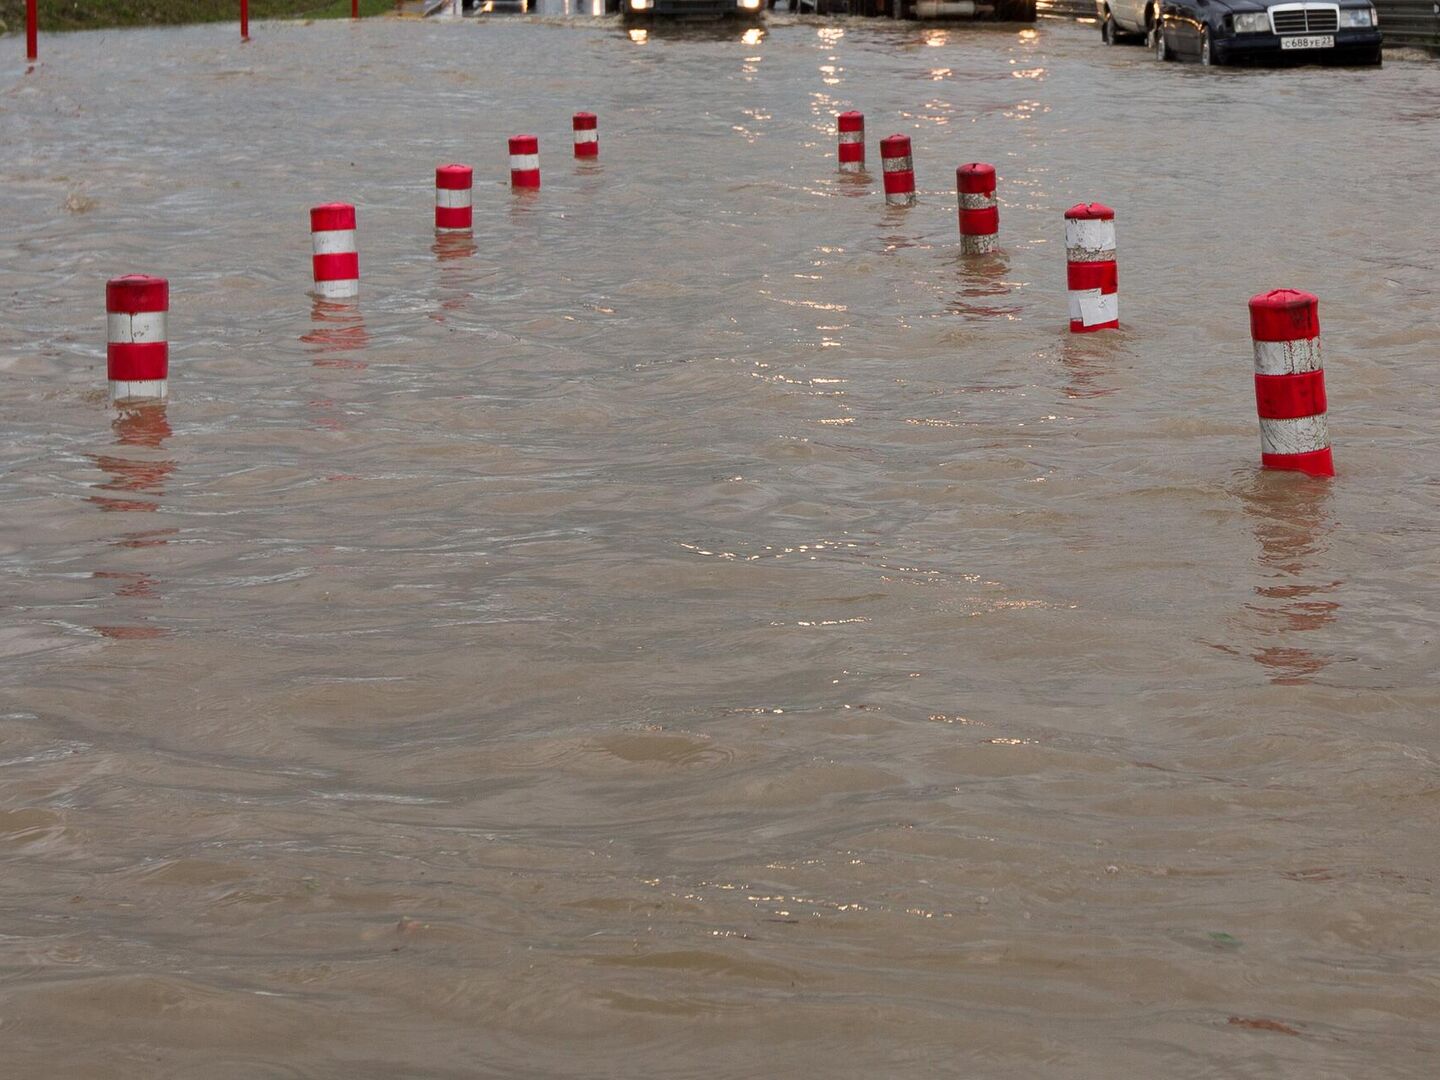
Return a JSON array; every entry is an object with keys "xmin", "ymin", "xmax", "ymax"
[
  {"xmin": 26, "ymin": 0, "xmax": 38, "ymax": 61},
  {"xmin": 352, "ymin": 0, "xmax": 359, "ymax": 17},
  {"xmin": 240, "ymin": 0, "xmax": 249, "ymax": 41}
]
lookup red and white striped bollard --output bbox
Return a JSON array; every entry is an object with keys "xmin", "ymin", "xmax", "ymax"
[
  {"xmin": 957, "ymin": 163, "xmax": 998, "ymax": 255},
  {"xmin": 1250, "ymin": 289, "xmax": 1334, "ymax": 477},
  {"xmin": 106, "ymin": 275, "xmax": 169, "ymax": 403},
  {"xmin": 510, "ymin": 135, "xmax": 540, "ymax": 189},
  {"xmin": 573, "ymin": 113, "xmax": 598, "ymax": 159},
  {"xmin": 837, "ymin": 111, "xmax": 864, "ymax": 173},
  {"xmin": 1064, "ymin": 203, "xmax": 1118, "ymax": 333},
  {"xmin": 436, "ymin": 165, "xmax": 473, "ymax": 232},
  {"xmin": 311, "ymin": 203, "xmax": 359, "ymax": 299},
  {"xmin": 880, "ymin": 134, "xmax": 916, "ymax": 207}
]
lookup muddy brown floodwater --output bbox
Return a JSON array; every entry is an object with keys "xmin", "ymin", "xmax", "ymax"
[{"xmin": 2, "ymin": 13, "xmax": 1439, "ymax": 1078}]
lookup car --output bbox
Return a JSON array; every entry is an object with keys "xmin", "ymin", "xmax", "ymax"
[
  {"xmin": 774, "ymin": 0, "xmax": 1034, "ymax": 16},
  {"xmin": 1095, "ymin": 0, "xmax": 1159, "ymax": 43},
  {"xmin": 622, "ymin": 0, "xmax": 763, "ymax": 19},
  {"xmin": 462, "ymin": 0, "xmax": 530, "ymax": 12},
  {"xmin": 1099, "ymin": 0, "xmax": 1380, "ymax": 65},
  {"xmin": 895, "ymin": 0, "xmax": 1036, "ymax": 17}
]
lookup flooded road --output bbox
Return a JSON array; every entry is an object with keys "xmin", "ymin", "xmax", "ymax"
[{"xmin": 3, "ymin": 14, "xmax": 1440, "ymax": 1077}]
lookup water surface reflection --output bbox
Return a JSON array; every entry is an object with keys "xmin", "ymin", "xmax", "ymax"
[
  {"xmin": 88, "ymin": 404, "xmax": 175, "ymax": 639},
  {"xmin": 302, "ymin": 298, "xmax": 371, "ymax": 370},
  {"xmin": 1241, "ymin": 477, "xmax": 1341, "ymax": 684}
]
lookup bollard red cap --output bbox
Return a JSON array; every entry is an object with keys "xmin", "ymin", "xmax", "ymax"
[
  {"xmin": 957, "ymin": 163, "xmax": 996, "ymax": 193},
  {"xmin": 106, "ymin": 275, "xmax": 168, "ymax": 314},
  {"xmin": 1065, "ymin": 202, "xmax": 1114, "ymax": 221},
  {"xmin": 311, "ymin": 203, "xmax": 356, "ymax": 232},
  {"xmin": 1249, "ymin": 289, "xmax": 1320, "ymax": 342},
  {"xmin": 436, "ymin": 164, "xmax": 473, "ymax": 189},
  {"xmin": 572, "ymin": 112, "xmax": 597, "ymax": 130},
  {"xmin": 509, "ymin": 134, "xmax": 539, "ymax": 155},
  {"xmin": 837, "ymin": 110, "xmax": 864, "ymax": 132},
  {"xmin": 879, "ymin": 134, "xmax": 911, "ymax": 156}
]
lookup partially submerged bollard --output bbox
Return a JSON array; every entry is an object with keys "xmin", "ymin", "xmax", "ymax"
[
  {"xmin": 957, "ymin": 163, "xmax": 998, "ymax": 255},
  {"xmin": 106, "ymin": 275, "xmax": 168, "ymax": 403},
  {"xmin": 837, "ymin": 111, "xmax": 864, "ymax": 173},
  {"xmin": 573, "ymin": 113, "xmax": 598, "ymax": 159},
  {"xmin": 1250, "ymin": 289, "xmax": 1334, "ymax": 477},
  {"xmin": 1064, "ymin": 203, "xmax": 1118, "ymax": 333},
  {"xmin": 310, "ymin": 203, "xmax": 359, "ymax": 299},
  {"xmin": 509, "ymin": 135, "xmax": 540, "ymax": 189},
  {"xmin": 435, "ymin": 165, "xmax": 473, "ymax": 232},
  {"xmin": 880, "ymin": 135, "xmax": 916, "ymax": 207}
]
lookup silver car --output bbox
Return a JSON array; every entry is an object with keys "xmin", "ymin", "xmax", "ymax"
[{"xmin": 1094, "ymin": 0, "xmax": 1157, "ymax": 43}]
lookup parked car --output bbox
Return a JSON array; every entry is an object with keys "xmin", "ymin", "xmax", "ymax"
[
  {"xmin": 1098, "ymin": 0, "xmax": 1382, "ymax": 64},
  {"xmin": 1095, "ymin": 0, "xmax": 1156, "ymax": 42},
  {"xmin": 898, "ymin": 0, "xmax": 1035, "ymax": 17},
  {"xmin": 779, "ymin": 0, "xmax": 1034, "ymax": 17}
]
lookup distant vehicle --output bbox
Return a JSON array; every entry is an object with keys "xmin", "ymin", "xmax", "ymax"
[
  {"xmin": 463, "ymin": 0, "xmax": 530, "ymax": 12},
  {"xmin": 805, "ymin": 0, "xmax": 1035, "ymax": 18},
  {"xmin": 622, "ymin": 0, "xmax": 763, "ymax": 19},
  {"xmin": 1099, "ymin": 0, "xmax": 1381, "ymax": 65},
  {"xmin": 913, "ymin": 0, "xmax": 1034, "ymax": 15}
]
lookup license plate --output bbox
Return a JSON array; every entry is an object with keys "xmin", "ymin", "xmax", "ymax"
[{"xmin": 1281, "ymin": 34, "xmax": 1335, "ymax": 49}]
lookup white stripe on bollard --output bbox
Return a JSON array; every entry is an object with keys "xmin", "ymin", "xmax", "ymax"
[
  {"xmin": 311, "ymin": 229, "xmax": 358, "ymax": 256},
  {"xmin": 107, "ymin": 311, "xmax": 167, "ymax": 344},
  {"xmin": 1259, "ymin": 415, "xmax": 1331, "ymax": 457},
  {"xmin": 1253, "ymin": 337, "xmax": 1322, "ymax": 376}
]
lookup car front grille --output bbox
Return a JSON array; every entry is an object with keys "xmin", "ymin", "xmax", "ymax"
[{"xmin": 1271, "ymin": 7, "xmax": 1339, "ymax": 33}]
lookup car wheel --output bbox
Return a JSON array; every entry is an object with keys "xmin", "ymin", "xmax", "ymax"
[
  {"xmin": 1102, "ymin": 12, "xmax": 1117, "ymax": 43},
  {"xmin": 1152, "ymin": 22, "xmax": 1170, "ymax": 60}
]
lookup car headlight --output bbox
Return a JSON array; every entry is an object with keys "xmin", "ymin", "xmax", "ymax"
[
  {"xmin": 1233, "ymin": 11, "xmax": 1269, "ymax": 31},
  {"xmin": 629, "ymin": 0, "xmax": 652, "ymax": 8},
  {"xmin": 1339, "ymin": 6, "xmax": 1375, "ymax": 26},
  {"xmin": 738, "ymin": 0, "xmax": 761, "ymax": 8}
]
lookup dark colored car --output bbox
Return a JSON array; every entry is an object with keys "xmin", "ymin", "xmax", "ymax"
[{"xmin": 1152, "ymin": 0, "xmax": 1382, "ymax": 65}]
